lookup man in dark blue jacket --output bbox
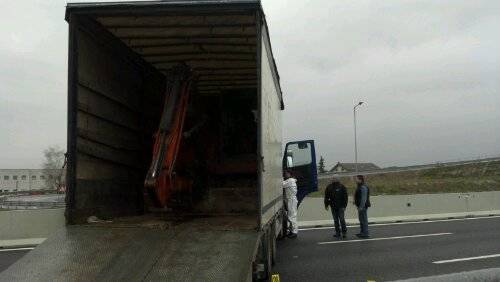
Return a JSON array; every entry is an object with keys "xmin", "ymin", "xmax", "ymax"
[
  {"xmin": 324, "ymin": 177, "xmax": 348, "ymax": 238},
  {"xmin": 354, "ymin": 175, "xmax": 371, "ymax": 238}
]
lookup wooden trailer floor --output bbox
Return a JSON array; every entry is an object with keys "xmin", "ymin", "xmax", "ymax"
[{"xmin": 0, "ymin": 216, "xmax": 260, "ymax": 282}]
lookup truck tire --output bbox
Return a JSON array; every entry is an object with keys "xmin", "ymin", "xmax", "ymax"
[
  {"xmin": 264, "ymin": 230, "xmax": 272, "ymax": 279},
  {"xmin": 253, "ymin": 231, "xmax": 272, "ymax": 281},
  {"xmin": 270, "ymin": 221, "xmax": 277, "ymax": 266},
  {"xmin": 280, "ymin": 210, "xmax": 288, "ymax": 239}
]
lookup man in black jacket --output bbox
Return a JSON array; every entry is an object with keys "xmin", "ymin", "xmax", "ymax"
[{"xmin": 324, "ymin": 177, "xmax": 348, "ymax": 238}]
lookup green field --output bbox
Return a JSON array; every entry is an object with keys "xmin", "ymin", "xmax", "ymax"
[{"xmin": 309, "ymin": 160, "xmax": 500, "ymax": 197}]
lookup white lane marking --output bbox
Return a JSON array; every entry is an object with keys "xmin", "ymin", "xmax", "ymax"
[
  {"xmin": 318, "ymin": 232, "xmax": 453, "ymax": 245},
  {"xmin": 0, "ymin": 247, "xmax": 35, "ymax": 252},
  {"xmin": 299, "ymin": 215, "xmax": 500, "ymax": 231},
  {"xmin": 433, "ymin": 254, "xmax": 500, "ymax": 264}
]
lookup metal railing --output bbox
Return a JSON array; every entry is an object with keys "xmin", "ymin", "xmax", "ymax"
[
  {"xmin": 319, "ymin": 157, "xmax": 500, "ymax": 179},
  {"xmin": 0, "ymin": 200, "xmax": 66, "ymax": 210}
]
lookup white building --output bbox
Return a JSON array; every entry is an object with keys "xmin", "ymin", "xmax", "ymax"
[
  {"xmin": 0, "ymin": 169, "xmax": 63, "ymax": 193},
  {"xmin": 329, "ymin": 162, "xmax": 381, "ymax": 173}
]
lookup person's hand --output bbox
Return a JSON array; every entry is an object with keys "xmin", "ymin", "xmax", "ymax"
[
  {"xmin": 358, "ymin": 207, "xmax": 365, "ymax": 212},
  {"xmin": 325, "ymin": 205, "xmax": 329, "ymax": 211}
]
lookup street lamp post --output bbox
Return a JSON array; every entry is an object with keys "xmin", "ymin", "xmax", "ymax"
[{"xmin": 353, "ymin": 101, "xmax": 364, "ymax": 173}]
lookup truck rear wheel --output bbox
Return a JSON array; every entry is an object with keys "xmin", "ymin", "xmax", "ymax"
[
  {"xmin": 264, "ymin": 230, "xmax": 273, "ymax": 280},
  {"xmin": 270, "ymin": 221, "xmax": 277, "ymax": 266},
  {"xmin": 280, "ymin": 211, "xmax": 288, "ymax": 239},
  {"xmin": 253, "ymin": 230, "xmax": 272, "ymax": 281}
]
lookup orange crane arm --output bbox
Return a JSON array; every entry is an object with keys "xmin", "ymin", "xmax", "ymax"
[{"xmin": 145, "ymin": 66, "xmax": 194, "ymax": 207}]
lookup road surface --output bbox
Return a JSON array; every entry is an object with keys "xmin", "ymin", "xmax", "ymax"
[
  {"xmin": 273, "ymin": 216, "xmax": 500, "ymax": 281},
  {"xmin": 0, "ymin": 249, "xmax": 30, "ymax": 273}
]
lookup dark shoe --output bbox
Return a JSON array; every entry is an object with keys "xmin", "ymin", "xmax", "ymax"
[
  {"xmin": 287, "ymin": 233, "xmax": 298, "ymax": 239},
  {"xmin": 356, "ymin": 234, "xmax": 370, "ymax": 239},
  {"xmin": 342, "ymin": 233, "xmax": 347, "ymax": 239},
  {"xmin": 334, "ymin": 233, "xmax": 341, "ymax": 238}
]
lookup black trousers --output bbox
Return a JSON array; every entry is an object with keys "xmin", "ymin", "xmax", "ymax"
[{"xmin": 331, "ymin": 207, "xmax": 347, "ymax": 235}]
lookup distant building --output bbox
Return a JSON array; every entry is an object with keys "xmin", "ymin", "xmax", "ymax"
[
  {"xmin": 330, "ymin": 162, "xmax": 380, "ymax": 173},
  {"xmin": 0, "ymin": 169, "xmax": 63, "ymax": 193}
]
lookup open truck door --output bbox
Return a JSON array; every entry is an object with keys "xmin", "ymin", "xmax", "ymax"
[{"xmin": 283, "ymin": 140, "xmax": 318, "ymax": 205}]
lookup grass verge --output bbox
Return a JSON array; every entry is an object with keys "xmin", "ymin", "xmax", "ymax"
[{"xmin": 309, "ymin": 160, "xmax": 500, "ymax": 197}]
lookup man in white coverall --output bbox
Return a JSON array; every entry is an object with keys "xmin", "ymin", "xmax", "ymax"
[{"xmin": 283, "ymin": 171, "xmax": 298, "ymax": 238}]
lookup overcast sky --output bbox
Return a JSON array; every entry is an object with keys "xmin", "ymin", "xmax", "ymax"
[{"xmin": 0, "ymin": 0, "xmax": 499, "ymax": 169}]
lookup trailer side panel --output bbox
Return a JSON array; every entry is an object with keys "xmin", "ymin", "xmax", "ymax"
[{"xmin": 259, "ymin": 19, "xmax": 284, "ymax": 227}]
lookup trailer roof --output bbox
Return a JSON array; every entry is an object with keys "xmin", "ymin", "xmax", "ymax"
[
  {"xmin": 66, "ymin": 0, "xmax": 260, "ymax": 17},
  {"xmin": 66, "ymin": 0, "xmax": 282, "ymax": 103}
]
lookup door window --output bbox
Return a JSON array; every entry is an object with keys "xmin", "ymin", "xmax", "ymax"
[{"xmin": 285, "ymin": 142, "xmax": 312, "ymax": 168}]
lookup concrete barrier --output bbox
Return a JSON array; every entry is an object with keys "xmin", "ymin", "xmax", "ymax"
[
  {"xmin": 299, "ymin": 191, "xmax": 500, "ymax": 227},
  {"xmin": 0, "ymin": 208, "xmax": 65, "ymax": 240},
  {"xmin": 1, "ymin": 191, "xmax": 500, "ymax": 239}
]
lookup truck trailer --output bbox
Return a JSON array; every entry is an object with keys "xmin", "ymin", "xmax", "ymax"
[{"xmin": 0, "ymin": 1, "xmax": 318, "ymax": 281}]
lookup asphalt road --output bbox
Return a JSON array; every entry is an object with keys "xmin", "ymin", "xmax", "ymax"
[
  {"xmin": 0, "ymin": 250, "xmax": 29, "ymax": 273},
  {"xmin": 273, "ymin": 216, "xmax": 500, "ymax": 281}
]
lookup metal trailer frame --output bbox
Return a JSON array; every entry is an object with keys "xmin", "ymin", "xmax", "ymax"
[
  {"xmin": 65, "ymin": 0, "xmax": 284, "ymax": 229},
  {"xmin": 63, "ymin": 1, "xmax": 285, "ymax": 279}
]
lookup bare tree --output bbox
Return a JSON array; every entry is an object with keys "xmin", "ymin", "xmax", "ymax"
[{"xmin": 42, "ymin": 146, "xmax": 65, "ymax": 190}]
